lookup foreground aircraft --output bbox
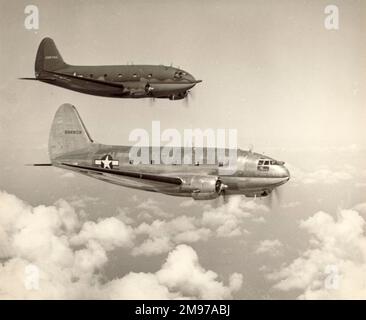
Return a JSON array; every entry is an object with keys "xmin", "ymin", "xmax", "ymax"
[
  {"xmin": 32, "ymin": 104, "xmax": 290, "ymax": 200},
  {"xmin": 21, "ymin": 38, "xmax": 201, "ymax": 100}
]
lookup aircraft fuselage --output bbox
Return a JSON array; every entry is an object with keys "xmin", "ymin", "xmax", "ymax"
[
  {"xmin": 53, "ymin": 145, "xmax": 290, "ymax": 198},
  {"xmin": 38, "ymin": 64, "xmax": 199, "ymax": 99}
]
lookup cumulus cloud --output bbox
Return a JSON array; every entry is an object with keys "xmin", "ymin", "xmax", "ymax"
[
  {"xmin": 155, "ymin": 245, "xmax": 243, "ymax": 299},
  {"xmin": 137, "ymin": 198, "xmax": 171, "ymax": 219},
  {"xmin": 71, "ymin": 217, "xmax": 134, "ymax": 250},
  {"xmin": 0, "ymin": 190, "xmax": 243, "ymax": 299},
  {"xmin": 255, "ymin": 239, "xmax": 283, "ymax": 256},
  {"xmin": 130, "ymin": 195, "xmax": 269, "ymax": 256},
  {"xmin": 289, "ymin": 164, "xmax": 353, "ymax": 185},
  {"xmin": 103, "ymin": 245, "xmax": 242, "ymax": 299},
  {"xmin": 201, "ymin": 196, "xmax": 268, "ymax": 238},
  {"xmin": 268, "ymin": 205, "xmax": 366, "ymax": 299},
  {"xmin": 281, "ymin": 201, "xmax": 301, "ymax": 209},
  {"xmin": 132, "ymin": 216, "xmax": 211, "ymax": 256}
]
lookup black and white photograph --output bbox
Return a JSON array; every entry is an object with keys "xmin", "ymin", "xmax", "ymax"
[{"xmin": 0, "ymin": 0, "xmax": 365, "ymax": 306}]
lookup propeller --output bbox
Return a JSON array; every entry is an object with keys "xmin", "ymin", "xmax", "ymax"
[
  {"xmin": 214, "ymin": 179, "xmax": 229, "ymax": 205},
  {"xmin": 144, "ymin": 82, "xmax": 154, "ymax": 95},
  {"xmin": 148, "ymin": 96, "xmax": 156, "ymax": 107},
  {"xmin": 183, "ymin": 90, "xmax": 194, "ymax": 107},
  {"xmin": 266, "ymin": 187, "xmax": 284, "ymax": 208}
]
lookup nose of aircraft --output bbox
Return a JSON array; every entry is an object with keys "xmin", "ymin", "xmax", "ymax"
[
  {"xmin": 186, "ymin": 74, "xmax": 201, "ymax": 85},
  {"xmin": 180, "ymin": 70, "xmax": 201, "ymax": 84},
  {"xmin": 283, "ymin": 165, "xmax": 290, "ymax": 180},
  {"xmin": 278, "ymin": 165, "xmax": 290, "ymax": 184}
]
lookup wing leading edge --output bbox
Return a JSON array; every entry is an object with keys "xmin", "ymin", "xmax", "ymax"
[{"xmin": 61, "ymin": 163, "xmax": 183, "ymax": 185}]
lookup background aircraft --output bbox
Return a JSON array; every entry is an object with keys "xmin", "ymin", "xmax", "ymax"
[
  {"xmin": 21, "ymin": 38, "xmax": 201, "ymax": 100},
  {"xmin": 33, "ymin": 104, "xmax": 290, "ymax": 201}
]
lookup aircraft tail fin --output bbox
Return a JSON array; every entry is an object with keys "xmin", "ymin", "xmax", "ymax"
[
  {"xmin": 49, "ymin": 104, "xmax": 93, "ymax": 161},
  {"xmin": 35, "ymin": 37, "xmax": 67, "ymax": 76}
]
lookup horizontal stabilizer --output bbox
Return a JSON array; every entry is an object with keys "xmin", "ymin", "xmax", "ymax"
[
  {"xmin": 25, "ymin": 163, "xmax": 53, "ymax": 166},
  {"xmin": 19, "ymin": 77, "xmax": 38, "ymax": 80}
]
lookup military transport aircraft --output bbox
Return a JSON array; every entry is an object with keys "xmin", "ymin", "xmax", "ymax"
[
  {"xmin": 21, "ymin": 38, "xmax": 201, "ymax": 100},
  {"xmin": 32, "ymin": 104, "xmax": 290, "ymax": 200}
]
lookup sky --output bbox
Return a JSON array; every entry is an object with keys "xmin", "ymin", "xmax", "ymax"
[{"xmin": 0, "ymin": 0, "xmax": 365, "ymax": 299}]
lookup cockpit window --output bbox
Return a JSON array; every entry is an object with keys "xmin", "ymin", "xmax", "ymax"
[
  {"xmin": 257, "ymin": 159, "xmax": 269, "ymax": 171},
  {"xmin": 257, "ymin": 158, "xmax": 283, "ymax": 171},
  {"xmin": 174, "ymin": 71, "xmax": 183, "ymax": 79},
  {"xmin": 257, "ymin": 159, "xmax": 282, "ymax": 171}
]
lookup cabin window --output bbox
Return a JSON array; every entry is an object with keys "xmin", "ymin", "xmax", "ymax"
[{"xmin": 129, "ymin": 160, "xmax": 134, "ymax": 165}]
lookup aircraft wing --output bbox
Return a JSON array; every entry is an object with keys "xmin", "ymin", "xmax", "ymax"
[
  {"xmin": 61, "ymin": 162, "xmax": 183, "ymax": 186},
  {"xmin": 43, "ymin": 71, "xmax": 129, "ymax": 91}
]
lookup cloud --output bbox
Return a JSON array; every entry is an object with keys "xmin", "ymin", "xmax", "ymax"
[
  {"xmin": 103, "ymin": 245, "xmax": 242, "ymax": 299},
  {"xmin": 268, "ymin": 205, "xmax": 366, "ymax": 299},
  {"xmin": 132, "ymin": 216, "xmax": 211, "ymax": 256},
  {"xmin": 201, "ymin": 196, "xmax": 268, "ymax": 237},
  {"xmin": 137, "ymin": 198, "xmax": 171, "ymax": 219},
  {"xmin": 71, "ymin": 217, "xmax": 134, "ymax": 250},
  {"xmin": 0, "ymin": 190, "xmax": 242, "ymax": 299},
  {"xmin": 255, "ymin": 239, "xmax": 283, "ymax": 256},
  {"xmin": 131, "ymin": 196, "xmax": 269, "ymax": 256},
  {"xmin": 281, "ymin": 201, "xmax": 301, "ymax": 209},
  {"xmin": 289, "ymin": 164, "xmax": 353, "ymax": 185}
]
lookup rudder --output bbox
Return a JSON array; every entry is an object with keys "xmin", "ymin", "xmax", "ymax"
[
  {"xmin": 35, "ymin": 37, "xmax": 67, "ymax": 76},
  {"xmin": 49, "ymin": 104, "xmax": 93, "ymax": 161}
]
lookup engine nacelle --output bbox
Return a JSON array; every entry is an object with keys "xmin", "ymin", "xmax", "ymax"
[{"xmin": 181, "ymin": 176, "xmax": 226, "ymax": 200}]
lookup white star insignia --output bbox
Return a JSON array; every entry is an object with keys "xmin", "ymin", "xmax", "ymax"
[{"xmin": 101, "ymin": 155, "xmax": 112, "ymax": 169}]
